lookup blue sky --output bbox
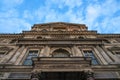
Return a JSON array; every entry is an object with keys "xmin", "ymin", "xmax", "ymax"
[{"xmin": 0, "ymin": 0, "xmax": 120, "ymax": 33}]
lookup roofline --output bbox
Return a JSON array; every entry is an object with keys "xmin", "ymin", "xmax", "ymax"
[{"xmin": 32, "ymin": 22, "xmax": 87, "ymax": 28}]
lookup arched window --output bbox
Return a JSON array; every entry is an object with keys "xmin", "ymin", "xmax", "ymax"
[
  {"xmin": 23, "ymin": 50, "xmax": 38, "ymax": 65},
  {"xmin": 78, "ymin": 36, "xmax": 84, "ymax": 39},
  {"xmin": 52, "ymin": 49, "xmax": 70, "ymax": 57},
  {"xmin": 37, "ymin": 36, "xmax": 42, "ymax": 39},
  {"xmin": 41, "ymin": 29, "xmax": 47, "ymax": 32},
  {"xmin": 83, "ymin": 50, "xmax": 99, "ymax": 65}
]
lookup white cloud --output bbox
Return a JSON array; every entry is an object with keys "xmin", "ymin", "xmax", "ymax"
[
  {"xmin": 0, "ymin": 0, "xmax": 120, "ymax": 33},
  {"xmin": 0, "ymin": 0, "xmax": 32, "ymax": 33},
  {"xmin": 45, "ymin": 0, "xmax": 82, "ymax": 9},
  {"xmin": 84, "ymin": 0, "xmax": 120, "ymax": 33},
  {"xmin": 100, "ymin": 16, "xmax": 120, "ymax": 33},
  {"xmin": 34, "ymin": 0, "xmax": 84, "ymax": 23},
  {"xmin": 1, "ymin": 0, "xmax": 24, "ymax": 9},
  {"xmin": 0, "ymin": 18, "xmax": 31, "ymax": 33},
  {"xmin": 0, "ymin": 9, "xmax": 19, "ymax": 18},
  {"xmin": 85, "ymin": 4, "xmax": 101, "ymax": 27},
  {"xmin": 23, "ymin": 10, "xmax": 34, "ymax": 20}
]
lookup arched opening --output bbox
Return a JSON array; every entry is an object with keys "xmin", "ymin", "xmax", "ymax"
[
  {"xmin": 52, "ymin": 49, "xmax": 70, "ymax": 57},
  {"xmin": 37, "ymin": 36, "xmax": 42, "ymax": 39},
  {"xmin": 78, "ymin": 36, "xmax": 84, "ymax": 39},
  {"xmin": 41, "ymin": 29, "xmax": 47, "ymax": 32}
]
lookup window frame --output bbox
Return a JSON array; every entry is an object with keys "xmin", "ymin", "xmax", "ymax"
[
  {"xmin": 23, "ymin": 50, "xmax": 39, "ymax": 66},
  {"xmin": 113, "ymin": 51, "xmax": 120, "ymax": 59},
  {"xmin": 82, "ymin": 50, "xmax": 99, "ymax": 65},
  {"xmin": 0, "ymin": 50, "xmax": 9, "ymax": 58}
]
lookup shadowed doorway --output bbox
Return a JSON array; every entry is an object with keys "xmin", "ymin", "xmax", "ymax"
[{"xmin": 39, "ymin": 72, "xmax": 87, "ymax": 80}]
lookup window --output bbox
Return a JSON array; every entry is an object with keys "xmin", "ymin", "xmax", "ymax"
[
  {"xmin": 0, "ymin": 52, "xmax": 6, "ymax": 58},
  {"xmin": 83, "ymin": 50, "xmax": 99, "ymax": 65},
  {"xmin": 23, "ymin": 50, "xmax": 38, "ymax": 65},
  {"xmin": 78, "ymin": 36, "xmax": 84, "ymax": 39},
  {"xmin": 115, "ymin": 51, "xmax": 120, "ymax": 59},
  {"xmin": 41, "ymin": 29, "xmax": 47, "ymax": 32}
]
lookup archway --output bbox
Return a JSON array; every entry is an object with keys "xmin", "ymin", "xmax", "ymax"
[{"xmin": 52, "ymin": 49, "xmax": 70, "ymax": 57}]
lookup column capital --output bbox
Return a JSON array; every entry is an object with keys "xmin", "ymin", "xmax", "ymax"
[
  {"xmin": 31, "ymin": 70, "xmax": 41, "ymax": 80},
  {"xmin": 86, "ymin": 70, "xmax": 95, "ymax": 80}
]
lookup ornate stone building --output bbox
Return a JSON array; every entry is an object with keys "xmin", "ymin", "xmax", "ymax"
[{"xmin": 0, "ymin": 22, "xmax": 120, "ymax": 80}]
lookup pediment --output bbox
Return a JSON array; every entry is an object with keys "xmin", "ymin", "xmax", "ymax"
[
  {"xmin": 108, "ymin": 46, "xmax": 120, "ymax": 51},
  {"xmin": 31, "ymin": 22, "xmax": 87, "ymax": 31},
  {"xmin": 0, "ymin": 46, "xmax": 13, "ymax": 52}
]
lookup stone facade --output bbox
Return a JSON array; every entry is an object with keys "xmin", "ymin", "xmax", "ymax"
[{"xmin": 0, "ymin": 22, "xmax": 120, "ymax": 80}]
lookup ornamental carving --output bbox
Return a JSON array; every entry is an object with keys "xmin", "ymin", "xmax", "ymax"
[{"xmin": 0, "ymin": 46, "xmax": 13, "ymax": 52}]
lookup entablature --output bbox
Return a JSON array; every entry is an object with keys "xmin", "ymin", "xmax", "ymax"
[
  {"xmin": 16, "ymin": 38, "xmax": 103, "ymax": 45},
  {"xmin": 0, "ymin": 34, "xmax": 23, "ymax": 39},
  {"xmin": 92, "ymin": 65, "xmax": 120, "ymax": 71},
  {"xmin": 22, "ymin": 30, "xmax": 97, "ymax": 35},
  {"xmin": 32, "ymin": 57, "xmax": 92, "ymax": 72},
  {"xmin": 0, "ymin": 64, "xmax": 33, "ymax": 72},
  {"xmin": 98, "ymin": 34, "xmax": 120, "ymax": 38}
]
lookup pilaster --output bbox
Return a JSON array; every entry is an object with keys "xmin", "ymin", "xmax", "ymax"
[
  {"xmin": 15, "ymin": 46, "xmax": 28, "ymax": 65},
  {"xmin": 39, "ymin": 46, "xmax": 48, "ymax": 57},
  {"xmin": 96, "ymin": 46, "xmax": 112, "ymax": 64},
  {"xmin": 9, "ymin": 46, "xmax": 25, "ymax": 64},
  {"xmin": 74, "ymin": 46, "xmax": 82, "ymax": 56},
  {"xmin": 93, "ymin": 47, "xmax": 108, "ymax": 65},
  {"xmin": 0, "ymin": 46, "xmax": 19, "ymax": 63},
  {"xmin": 101, "ymin": 46, "xmax": 120, "ymax": 63}
]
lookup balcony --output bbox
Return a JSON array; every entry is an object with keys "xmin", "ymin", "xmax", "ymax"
[{"xmin": 32, "ymin": 57, "xmax": 92, "ymax": 72}]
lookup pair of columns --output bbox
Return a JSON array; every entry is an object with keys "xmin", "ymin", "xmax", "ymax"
[{"xmin": 31, "ymin": 71, "xmax": 94, "ymax": 80}]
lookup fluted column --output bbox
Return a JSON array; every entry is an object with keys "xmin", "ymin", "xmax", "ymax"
[
  {"xmin": 31, "ymin": 71, "xmax": 40, "ymax": 80},
  {"xmin": 86, "ymin": 71, "xmax": 95, "ymax": 80},
  {"xmin": 0, "ymin": 46, "xmax": 19, "ymax": 63},
  {"xmin": 93, "ymin": 47, "xmax": 108, "ymax": 64},
  {"xmin": 15, "ymin": 46, "xmax": 28, "ymax": 65},
  {"xmin": 71, "ymin": 46, "xmax": 76, "ymax": 56},
  {"xmin": 40, "ymin": 46, "xmax": 50, "ymax": 57},
  {"xmin": 96, "ymin": 46, "xmax": 112, "ymax": 64},
  {"xmin": 9, "ymin": 46, "xmax": 25, "ymax": 64},
  {"xmin": 45, "ymin": 46, "xmax": 50, "ymax": 56},
  {"xmin": 40, "ymin": 46, "xmax": 47, "ymax": 57},
  {"xmin": 74, "ymin": 46, "xmax": 82, "ymax": 56},
  {"xmin": 101, "ymin": 46, "xmax": 120, "ymax": 63}
]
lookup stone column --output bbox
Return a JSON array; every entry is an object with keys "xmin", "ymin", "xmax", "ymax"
[
  {"xmin": 71, "ymin": 46, "xmax": 75, "ymax": 56},
  {"xmin": 96, "ymin": 46, "xmax": 112, "ymax": 64},
  {"xmin": 9, "ymin": 46, "xmax": 25, "ymax": 64},
  {"xmin": 39, "ymin": 48, "xmax": 44, "ymax": 57},
  {"xmin": 0, "ymin": 46, "xmax": 19, "ymax": 63},
  {"xmin": 93, "ymin": 47, "xmax": 108, "ymax": 64},
  {"xmin": 101, "ymin": 46, "xmax": 120, "ymax": 63},
  {"xmin": 86, "ymin": 71, "xmax": 95, "ymax": 80},
  {"xmin": 15, "ymin": 46, "xmax": 28, "ymax": 65},
  {"xmin": 40, "ymin": 46, "xmax": 50, "ymax": 57},
  {"xmin": 74, "ymin": 46, "xmax": 82, "ymax": 56},
  {"xmin": 31, "ymin": 71, "xmax": 41, "ymax": 80},
  {"xmin": 31, "ymin": 73, "xmax": 39, "ymax": 80},
  {"xmin": 45, "ymin": 45, "xmax": 50, "ymax": 56}
]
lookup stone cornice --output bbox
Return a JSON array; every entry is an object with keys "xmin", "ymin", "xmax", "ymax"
[
  {"xmin": 22, "ymin": 31, "xmax": 97, "ymax": 35},
  {"xmin": 32, "ymin": 22, "xmax": 87, "ymax": 28},
  {"xmin": 92, "ymin": 65, "xmax": 120, "ymax": 71},
  {"xmin": 17, "ymin": 39, "xmax": 103, "ymax": 45},
  {"xmin": 0, "ymin": 33, "xmax": 23, "ymax": 38},
  {"xmin": 18, "ymin": 38, "xmax": 103, "ymax": 41},
  {"xmin": 98, "ymin": 34, "xmax": 120, "ymax": 38},
  {"xmin": 0, "ymin": 64, "xmax": 33, "ymax": 72}
]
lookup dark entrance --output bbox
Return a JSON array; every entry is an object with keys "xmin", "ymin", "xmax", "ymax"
[{"xmin": 39, "ymin": 72, "xmax": 87, "ymax": 80}]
